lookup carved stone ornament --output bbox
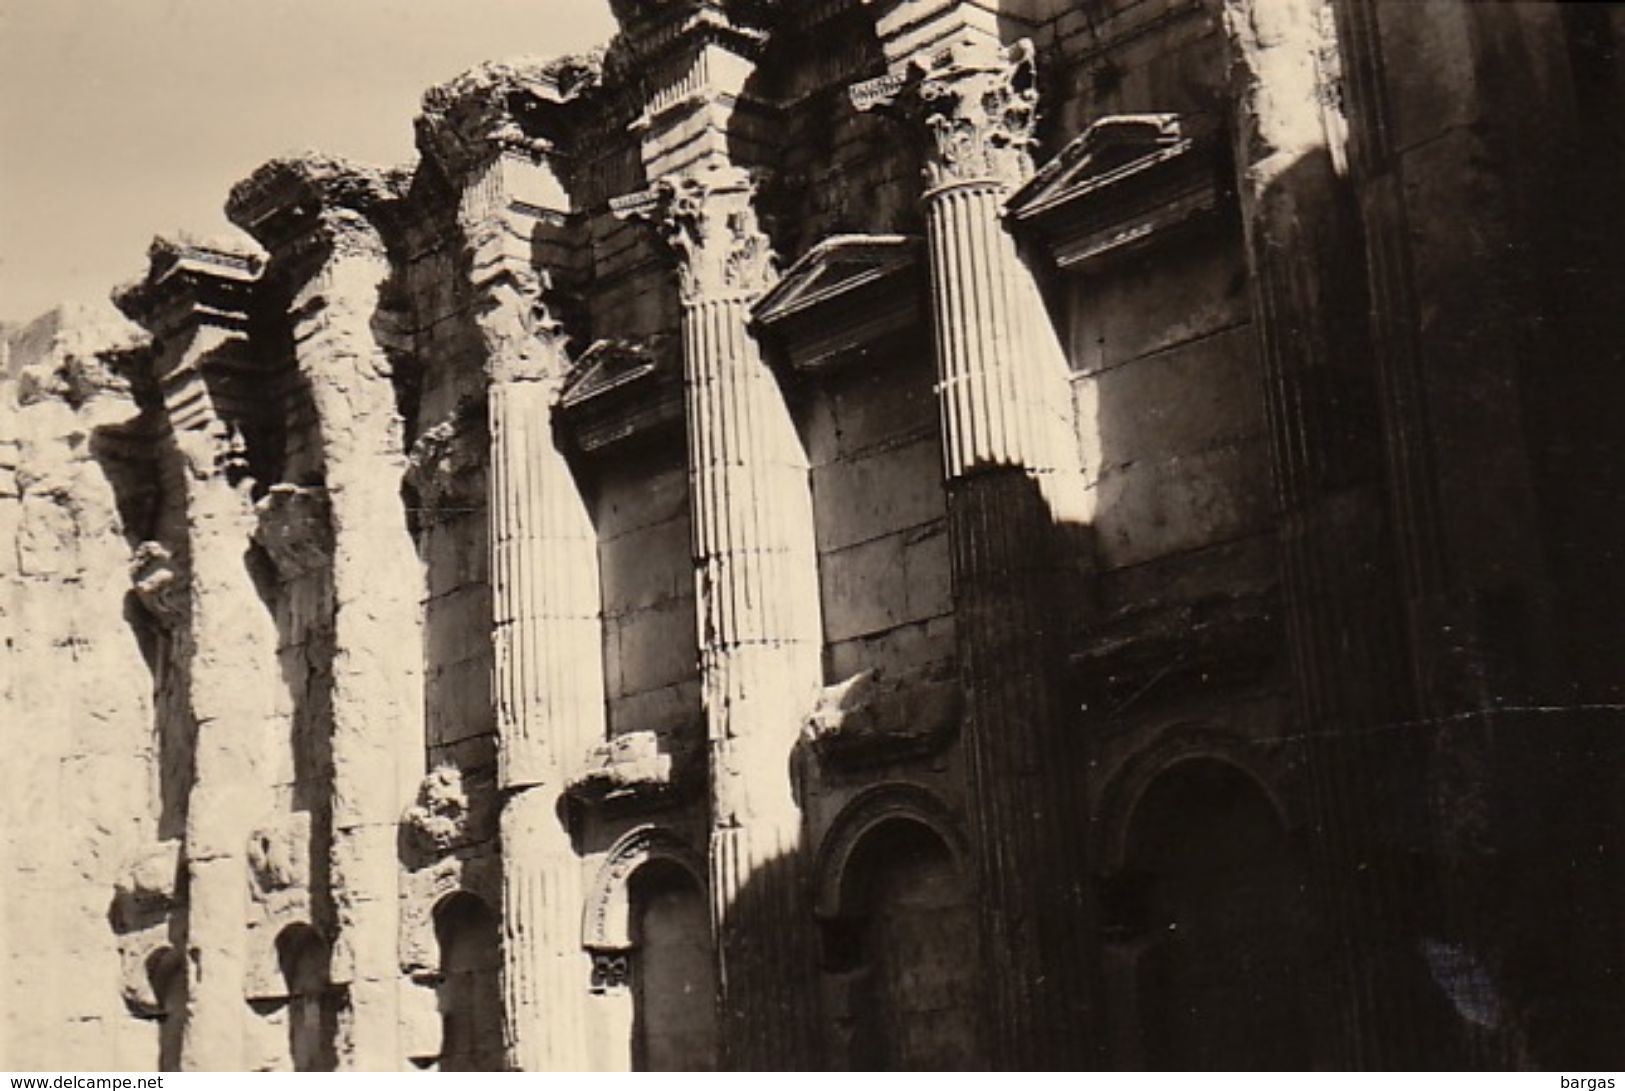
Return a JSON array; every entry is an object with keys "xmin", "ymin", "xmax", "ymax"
[
  {"xmin": 129, "ymin": 540, "xmax": 187, "ymax": 629},
  {"xmin": 252, "ymin": 484, "xmax": 332, "ymax": 578},
  {"xmin": 247, "ymin": 813, "xmax": 312, "ymax": 902},
  {"xmin": 589, "ymin": 949, "xmax": 631, "ymax": 993},
  {"xmin": 851, "ymin": 35, "xmax": 1040, "ymax": 191},
  {"xmin": 612, "ymin": 164, "xmax": 777, "ymax": 303},
  {"xmin": 404, "ymin": 413, "xmax": 486, "ymax": 526},
  {"xmin": 401, "ymin": 766, "xmax": 474, "ymax": 858}
]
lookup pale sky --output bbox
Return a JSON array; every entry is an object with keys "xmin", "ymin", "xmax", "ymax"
[{"xmin": 0, "ymin": 0, "xmax": 618, "ymax": 323}]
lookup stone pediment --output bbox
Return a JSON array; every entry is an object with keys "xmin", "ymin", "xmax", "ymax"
[
  {"xmin": 751, "ymin": 234, "xmax": 924, "ymax": 374},
  {"xmin": 557, "ymin": 336, "xmax": 684, "ymax": 453},
  {"xmin": 1007, "ymin": 114, "xmax": 1223, "ymax": 272}
]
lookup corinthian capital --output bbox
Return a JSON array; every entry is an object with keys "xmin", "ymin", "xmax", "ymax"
[
  {"xmin": 851, "ymin": 35, "xmax": 1040, "ymax": 191},
  {"xmin": 612, "ymin": 164, "xmax": 776, "ymax": 303}
]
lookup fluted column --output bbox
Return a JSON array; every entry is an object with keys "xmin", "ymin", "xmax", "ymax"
[
  {"xmin": 228, "ymin": 160, "xmax": 427, "ymax": 1071},
  {"xmin": 459, "ymin": 154, "xmax": 600, "ymax": 1072},
  {"xmin": 624, "ymin": 165, "xmax": 823, "ymax": 1069},
  {"xmin": 856, "ymin": 36, "xmax": 1092, "ymax": 1068},
  {"xmin": 115, "ymin": 242, "xmax": 277, "ymax": 1071}
]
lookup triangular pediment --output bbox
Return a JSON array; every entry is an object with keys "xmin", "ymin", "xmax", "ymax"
[
  {"xmin": 1008, "ymin": 113, "xmax": 1189, "ymax": 220},
  {"xmin": 561, "ymin": 336, "xmax": 673, "ymax": 409},
  {"xmin": 753, "ymin": 234, "xmax": 920, "ymax": 327}
]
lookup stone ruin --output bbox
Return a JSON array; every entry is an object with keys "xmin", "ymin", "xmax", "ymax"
[{"xmin": 5, "ymin": 0, "xmax": 1625, "ymax": 1073}]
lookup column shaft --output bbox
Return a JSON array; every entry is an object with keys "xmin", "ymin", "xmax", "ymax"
[
  {"xmin": 923, "ymin": 176, "xmax": 1091, "ymax": 1067},
  {"xmin": 487, "ymin": 366, "xmax": 600, "ymax": 1071},
  {"xmin": 682, "ymin": 292, "xmax": 822, "ymax": 1070}
]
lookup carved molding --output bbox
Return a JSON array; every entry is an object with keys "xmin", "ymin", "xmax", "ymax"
[
  {"xmin": 612, "ymin": 164, "xmax": 777, "ymax": 302},
  {"xmin": 751, "ymin": 234, "xmax": 924, "ymax": 374},
  {"xmin": 129, "ymin": 540, "xmax": 188, "ymax": 629},
  {"xmin": 556, "ymin": 336, "xmax": 684, "ymax": 454},
  {"xmin": 851, "ymin": 35, "xmax": 1040, "ymax": 191},
  {"xmin": 581, "ymin": 825, "xmax": 705, "ymax": 950},
  {"xmin": 252, "ymin": 485, "xmax": 332, "ymax": 578}
]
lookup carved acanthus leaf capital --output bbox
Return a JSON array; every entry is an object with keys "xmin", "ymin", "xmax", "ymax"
[
  {"xmin": 612, "ymin": 165, "xmax": 777, "ymax": 303},
  {"xmin": 851, "ymin": 36, "xmax": 1040, "ymax": 191}
]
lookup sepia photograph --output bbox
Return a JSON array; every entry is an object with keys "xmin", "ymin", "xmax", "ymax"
[{"xmin": 2, "ymin": 0, "xmax": 1623, "ymax": 1076}]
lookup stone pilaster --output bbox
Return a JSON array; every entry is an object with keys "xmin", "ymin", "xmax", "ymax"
[
  {"xmin": 115, "ymin": 239, "xmax": 276, "ymax": 1072},
  {"xmin": 419, "ymin": 63, "xmax": 603, "ymax": 1066},
  {"xmin": 854, "ymin": 33, "xmax": 1092, "ymax": 1068},
  {"xmin": 619, "ymin": 164, "xmax": 823, "ymax": 1069},
  {"xmin": 1216, "ymin": 0, "xmax": 1417, "ymax": 1067},
  {"xmin": 227, "ymin": 157, "xmax": 426, "ymax": 1071}
]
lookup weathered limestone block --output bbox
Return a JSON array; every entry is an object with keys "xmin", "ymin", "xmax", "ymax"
[
  {"xmin": 252, "ymin": 486, "xmax": 333, "ymax": 580},
  {"xmin": 803, "ymin": 668, "xmax": 960, "ymax": 765}
]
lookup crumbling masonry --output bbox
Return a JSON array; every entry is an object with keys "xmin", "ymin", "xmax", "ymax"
[{"xmin": 5, "ymin": 0, "xmax": 1625, "ymax": 1071}]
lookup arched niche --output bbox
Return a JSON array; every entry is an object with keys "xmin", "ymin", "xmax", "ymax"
[
  {"xmin": 815, "ymin": 786, "xmax": 982, "ymax": 1070},
  {"xmin": 582, "ymin": 827, "xmax": 716, "ymax": 1072},
  {"xmin": 273, "ymin": 924, "xmax": 334, "ymax": 1072},
  {"xmin": 1110, "ymin": 755, "xmax": 1313, "ymax": 1070},
  {"xmin": 145, "ymin": 945, "xmax": 185, "ymax": 1072},
  {"xmin": 432, "ymin": 891, "xmax": 503, "ymax": 1072}
]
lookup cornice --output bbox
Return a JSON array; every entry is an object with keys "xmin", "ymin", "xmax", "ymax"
[{"xmin": 112, "ymin": 234, "xmax": 263, "ymax": 340}]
